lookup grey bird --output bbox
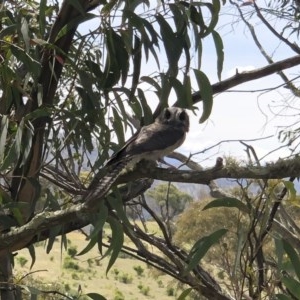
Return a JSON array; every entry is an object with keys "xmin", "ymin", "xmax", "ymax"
[{"xmin": 85, "ymin": 107, "xmax": 189, "ymax": 204}]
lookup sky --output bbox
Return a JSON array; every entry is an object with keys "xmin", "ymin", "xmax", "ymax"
[
  {"xmin": 179, "ymin": 3, "xmax": 300, "ymax": 165},
  {"xmin": 79, "ymin": 2, "xmax": 300, "ymax": 167}
]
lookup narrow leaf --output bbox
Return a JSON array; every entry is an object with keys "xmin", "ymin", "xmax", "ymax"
[
  {"xmin": 105, "ymin": 216, "xmax": 124, "ymax": 275},
  {"xmin": 27, "ymin": 245, "xmax": 36, "ymax": 270},
  {"xmin": 177, "ymin": 288, "xmax": 193, "ymax": 300},
  {"xmin": 77, "ymin": 206, "xmax": 108, "ymax": 256},
  {"xmin": 202, "ymin": 197, "xmax": 249, "ymax": 213},
  {"xmin": 282, "ymin": 276, "xmax": 300, "ymax": 298},
  {"xmin": 112, "ymin": 108, "xmax": 125, "ymax": 146},
  {"xmin": 184, "ymin": 228, "xmax": 227, "ymax": 274},
  {"xmin": 10, "ymin": 45, "xmax": 40, "ymax": 77},
  {"xmin": 193, "ymin": 69, "xmax": 213, "ymax": 123},
  {"xmin": 39, "ymin": 0, "xmax": 47, "ymax": 36},
  {"xmin": 276, "ymin": 294, "xmax": 293, "ymax": 300},
  {"xmin": 212, "ymin": 30, "xmax": 224, "ymax": 81},
  {"xmin": 86, "ymin": 293, "xmax": 107, "ymax": 300},
  {"xmin": 20, "ymin": 17, "xmax": 30, "ymax": 51},
  {"xmin": 0, "ymin": 115, "xmax": 8, "ymax": 162},
  {"xmin": 282, "ymin": 239, "xmax": 300, "ymax": 280},
  {"xmin": 283, "ymin": 181, "xmax": 297, "ymax": 203}
]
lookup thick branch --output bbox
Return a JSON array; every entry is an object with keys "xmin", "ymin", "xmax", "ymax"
[
  {"xmin": 116, "ymin": 156, "xmax": 300, "ymax": 184},
  {"xmin": 187, "ymin": 54, "xmax": 300, "ymax": 104}
]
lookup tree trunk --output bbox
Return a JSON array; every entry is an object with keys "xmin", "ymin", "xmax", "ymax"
[{"xmin": 0, "ymin": 253, "xmax": 19, "ymax": 300}]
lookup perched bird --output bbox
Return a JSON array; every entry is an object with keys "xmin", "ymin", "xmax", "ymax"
[{"xmin": 85, "ymin": 107, "xmax": 189, "ymax": 204}]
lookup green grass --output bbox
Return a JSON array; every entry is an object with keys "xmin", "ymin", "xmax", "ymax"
[{"xmin": 14, "ymin": 222, "xmax": 182, "ymax": 299}]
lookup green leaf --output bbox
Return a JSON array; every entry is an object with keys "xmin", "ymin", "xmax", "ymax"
[
  {"xmin": 184, "ymin": 228, "xmax": 227, "ymax": 274},
  {"xmin": 233, "ymin": 227, "xmax": 246, "ymax": 276},
  {"xmin": 112, "ymin": 108, "xmax": 125, "ymax": 146},
  {"xmin": 39, "ymin": 0, "xmax": 47, "ymax": 36},
  {"xmin": 282, "ymin": 276, "xmax": 300, "ymax": 298},
  {"xmin": 20, "ymin": 17, "xmax": 30, "ymax": 51},
  {"xmin": 20, "ymin": 122, "xmax": 34, "ymax": 166},
  {"xmin": 159, "ymin": 74, "xmax": 172, "ymax": 107},
  {"xmin": 46, "ymin": 225, "xmax": 62, "ymax": 254},
  {"xmin": 27, "ymin": 244, "xmax": 36, "ymax": 270},
  {"xmin": 0, "ymin": 115, "xmax": 9, "ymax": 162},
  {"xmin": 156, "ymin": 14, "xmax": 182, "ymax": 76},
  {"xmin": 61, "ymin": 233, "xmax": 68, "ymax": 253},
  {"xmin": 276, "ymin": 294, "xmax": 293, "ymax": 300},
  {"xmin": 123, "ymin": 10, "xmax": 159, "ymax": 63},
  {"xmin": 105, "ymin": 216, "xmax": 124, "ymax": 275},
  {"xmin": 137, "ymin": 88, "xmax": 153, "ymax": 125},
  {"xmin": 212, "ymin": 30, "xmax": 224, "ymax": 81},
  {"xmin": 282, "ymin": 239, "xmax": 300, "ymax": 280},
  {"xmin": 274, "ymin": 236, "xmax": 284, "ymax": 269},
  {"xmin": 85, "ymin": 60, "xmax": 104, "ymax": 78},
  {"xmin": 111, "ymin": 30, "xmax": 129, "ymax": 86},
  {"xmin": 177, "ymin": 288, "xmax": 193, "ymax": 300},
  {"xmin": 193, "ymin": 69, "xmax": 213, "ymax": 123},
  {"xmin": 283, "ymin": 181, "xmax": 297, "ymax": 203},
  {"xmin": 202, "ymin": 197, "xmax": 249, "ymax": 213},
  {"xmin": 200, "ymin": 0, "xmax": 220, "ymax": 37},
  {"xmin": 108, "ymin": 190, "xmax": 132, "ymax": 228},
  {"xmin": 10, "ymin": 45, "xmax": 40, "ymax": 78},
  {"xmin": 25, "ymin": 107, "xmax": 52, "ymax": 121},
  {"xmin": 86, "ymin": 293, "xmax": 107, "ymax": 300},
  {"xmin": 171, "ymin": 75, "xmax": 193, "ymax": 109},
  {"xmin": 77, "ymin": 206, "xmax": 108, "ymax": 256}
]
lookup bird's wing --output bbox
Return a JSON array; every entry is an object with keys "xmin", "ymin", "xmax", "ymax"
[{"xmin": 107, "ymin": 123, "xmax": 185, "ymax": 165}]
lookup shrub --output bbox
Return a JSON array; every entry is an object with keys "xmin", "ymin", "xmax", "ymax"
[
  {"xmin": 157, "ymin": 279, "xmax": 164, "ymax": 288},
  {"xmin": 63, "ymin": 257, "xmax": 80, "ymax": 271},
  {"xmin": 67, "ymin": 245, "xmax": 78, "ymax": 258},
  {"xmin": 118, "ymin": 272, "xmax": 132, "ymax": 284},
  {"xmin": 71, "ymin": 272, "xmax": 79, "ymax": 280},
  {"xmin": 114, "ymin": 289, "xmax": 125, "ymax": 300},
  {"xmin": 17, "ymin": 256, "xmax": 28, "ymax": 267},
  {"xmin": 167, "ymin": 287, "xmax": 175, "ymax": 296},
  {"xmin": 133, "ymin": 265, "xmax": 144, "ymax": 277},
  {"xmin": 138, "ymin": 283, "xmax": 150, "ymax": 296}
]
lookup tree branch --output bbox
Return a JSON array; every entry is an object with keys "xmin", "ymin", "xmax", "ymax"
[
  {"xmin": 117, "ymin": 156, "xmax": 300, "ymax": 184},
  {"xmin": 187, "ymin": 54, "xmax": 300, "ymax": 104}
]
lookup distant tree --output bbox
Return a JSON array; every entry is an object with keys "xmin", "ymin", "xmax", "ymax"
[{"xmin": 147, "ymin": 183, "xmax": 193, "ymax": 220}]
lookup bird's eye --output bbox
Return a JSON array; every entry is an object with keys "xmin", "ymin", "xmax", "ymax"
[
  {"xmin": 179, "ymin": 111, "xmax": 186, "ymax": 121},
  {"xmin": 164, "ymin": 108, "xmax": 171, "ymax": 119}
]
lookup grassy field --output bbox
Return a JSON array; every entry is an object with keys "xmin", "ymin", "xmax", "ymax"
[{"xmin": 14, "ymin": 223, "xmax": 184, "ymax": 300}]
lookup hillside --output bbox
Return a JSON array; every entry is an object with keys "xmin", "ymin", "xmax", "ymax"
[{"xmin": 15, "ymin": 227, "xmax": 186, "ymax": 300}]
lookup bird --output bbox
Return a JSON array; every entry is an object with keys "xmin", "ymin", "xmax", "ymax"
[{"xmin": 85, "ymin": 107, "xmax": 189, "ymax": 205}]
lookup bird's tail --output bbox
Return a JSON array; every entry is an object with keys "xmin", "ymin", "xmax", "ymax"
[{"xmin": 84, "ymin": 157, "xmax": 132, "ymax": 205}]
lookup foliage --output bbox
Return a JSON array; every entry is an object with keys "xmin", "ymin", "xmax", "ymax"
[
  {"xmin": 133, "ymin": 265, "xmax": 144, "ymax": 277},
  {"xmin": 67, "ymin": 245, "xmax": 78, "ymax": 258},
  {"xmin": 147, "ymin": 183, "xmax": 193, "ymax": 220},
  {"xmin": 63, "ymin": 257, "xmax": 81, "ymax": 271},
  {"xmin": 113, "ymin": 289, "xmax": 125, "ymax": 300},
  {"xmin": 16, "ymin": 256, "xmax": 28, "ymax": 268},
  {"xmin": 137, "ymin": 283, "xmax": 150, "ymax": 296},
  {"xmin": 2, "ymin": 0, "xmax": 300, "ymax": 299},
  {"xmin": 175, "ymin": 180, "xmax": 300, "ymax": 298}
]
